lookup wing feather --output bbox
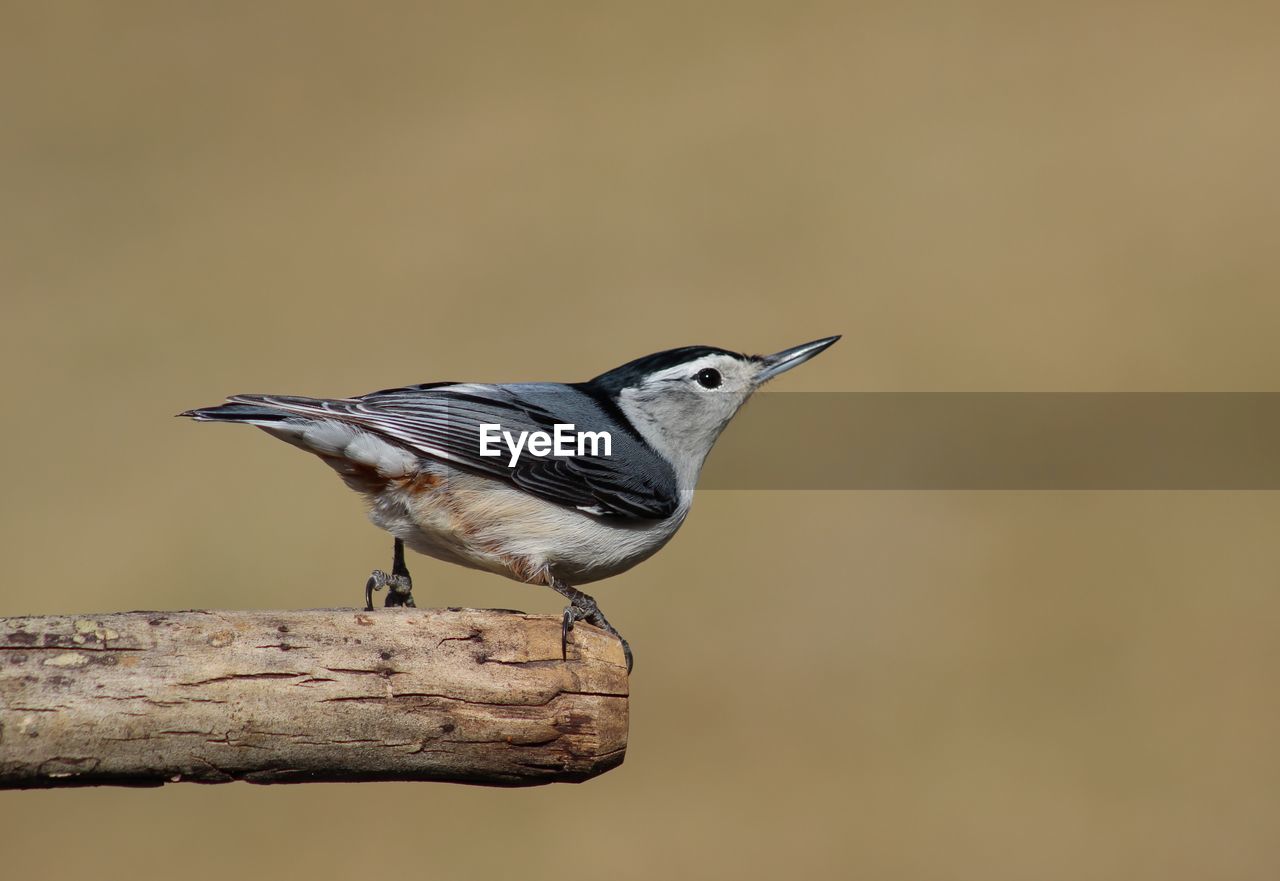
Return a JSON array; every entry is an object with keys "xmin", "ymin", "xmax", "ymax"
[{"xmin": 230, "ymin": 384, "xmax": 679, "ymax": 520}]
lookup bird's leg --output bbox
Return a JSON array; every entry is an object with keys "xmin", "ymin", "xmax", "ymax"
[
  {"xmin": 365, "ymin": 538, "xmax": 416, "ymax": 610},
  {"xmin": 548, "ymin": 576, "xmax": 632, "ymax": 673}
]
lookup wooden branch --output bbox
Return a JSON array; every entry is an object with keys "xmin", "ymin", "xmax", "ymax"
[{"xmin": 0, "ymin": 608, "xmax": 628, "ymax": 788}]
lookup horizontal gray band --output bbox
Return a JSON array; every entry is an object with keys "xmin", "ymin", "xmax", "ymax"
[{"xmin": 697, "ymin": 393, "xmax": 1280, "ymax": 490}]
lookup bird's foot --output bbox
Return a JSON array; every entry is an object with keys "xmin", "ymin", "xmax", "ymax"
[
  {"xmin": 365, "ymin": 569, "xmax": 415, "ymax": 611},
  {"xmin": 561, "ymin": 594, "xmax": 632, "ymax": 673}
]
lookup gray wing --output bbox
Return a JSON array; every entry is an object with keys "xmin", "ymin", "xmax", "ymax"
[{"xmin": 231, "ymin": 383, "xmax": 680, "ymax": 520}]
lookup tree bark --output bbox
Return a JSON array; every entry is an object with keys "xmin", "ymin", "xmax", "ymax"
[{"xmin": 0, "ymin": 608, "xmax": 628, "ymax": 788}]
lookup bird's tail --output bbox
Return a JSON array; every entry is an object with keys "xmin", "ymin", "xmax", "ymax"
[
  {"xmin": 179, "ymin": 395, "xmax": 419, "ymax": 495},
  {"xmin": 178, "ymin": 399, "xmax": 298, "ymax": 425}
]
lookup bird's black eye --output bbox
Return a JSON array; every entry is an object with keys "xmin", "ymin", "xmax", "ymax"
[{"xmin": 695, "ymin": 368, "xmax": 722, "ymax": 389}]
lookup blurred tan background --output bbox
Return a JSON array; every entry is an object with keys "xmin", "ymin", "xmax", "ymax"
[{"xmin": 3, "ymin": 2, "xmax": 1279, "ymax": 879}]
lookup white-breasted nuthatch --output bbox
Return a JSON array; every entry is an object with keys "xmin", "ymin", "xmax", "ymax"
[{"xmin": 182, "ymin": 336, "xmax": 839, "ymax": 670}]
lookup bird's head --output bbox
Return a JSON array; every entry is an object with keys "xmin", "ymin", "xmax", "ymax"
[{"xmin": 585, "ymin": 336, "xmax": 840, "ymax": 487}]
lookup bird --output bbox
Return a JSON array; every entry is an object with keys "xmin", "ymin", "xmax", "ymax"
[{"xmin": 181, "ymin": 335, "xmax": 839, "ymax": 671}]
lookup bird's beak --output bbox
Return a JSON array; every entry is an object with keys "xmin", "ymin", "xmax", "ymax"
[{"xmin": 754, "ymin": 335, "xmax": 841, "ymax": 384}]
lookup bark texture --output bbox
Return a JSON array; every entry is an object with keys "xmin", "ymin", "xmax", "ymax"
[{"xmin": 0, "ymin": 608, "xmax": 628, "ymax": 788}]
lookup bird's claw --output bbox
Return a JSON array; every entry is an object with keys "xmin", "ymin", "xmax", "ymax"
[
  {"xmin": 618, "ymin": 636, "xmax": 633, "ymax": 674},
  {"xmin": 365, "ymin": 569, "xmax": 415, "ymax": 611},
  {"xmin": 561, "ymin": 597, "xmax": 633, "ymax": 673},
  {"xmin": 561, "ymin": 606, "xmax": 575, "ymax": 658}
]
